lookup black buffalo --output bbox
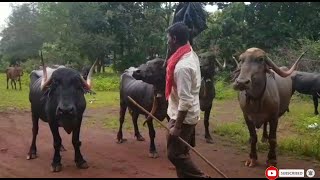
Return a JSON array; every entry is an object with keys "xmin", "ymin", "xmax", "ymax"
[
  {"xmin": 117, "ymin": 59, "xmax": 168, "ymax": 158},
  {"xmin": 133, "ymin": 54, "xmax": 226, "ymax": 144},
  {"xmin": 291, "ymin": 71, "xmax": 320, "ymax": 115},
  {"xmin": 27, "ymin": 54, "xmax": 97, "ymax": 172},
  {"xmin": 198, "ymin": 51, "xmax": 226, "ymax": 143}
]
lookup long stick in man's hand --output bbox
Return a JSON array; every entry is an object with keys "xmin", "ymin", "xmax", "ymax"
[{"xmin": 127, "ymin": 96, "xmax": 228, "ymax": 178}]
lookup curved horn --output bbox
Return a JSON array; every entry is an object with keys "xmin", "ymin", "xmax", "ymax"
[
  {"xmin": 81, "ymin": 59, "xmax": 98, "ymax": 90},
  {"xmin": 214, "ymin": 58, "xmax": 226, "ymax": 70},
  {"xmin": 266, "ymin": 50, "xmax": 307, "ymax": 78},
  {"xmin": 232, "ymin": 56, "xmax": 240, "ymax": 68},
  {"xmin": 40, "ymin": 51, "xmax": 52, "ymax": 91}
]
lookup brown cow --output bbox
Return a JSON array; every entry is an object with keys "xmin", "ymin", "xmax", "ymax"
[
  {"xmin": 6, "ymin": 65, "xmax": 23, "ymax": 90},
  {"xmin": 232, "ymin": 47, "xmax": 306, "ymax": 167}
]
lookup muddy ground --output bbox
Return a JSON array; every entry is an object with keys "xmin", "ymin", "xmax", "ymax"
[{"xmin": 0, "ymin": 100, "xmax": 319, "ymax": 178}]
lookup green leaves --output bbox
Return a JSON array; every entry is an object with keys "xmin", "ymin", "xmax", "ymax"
[{"xmin": 1, "ymin": 2, "xmax": 320, "ymax": 74}]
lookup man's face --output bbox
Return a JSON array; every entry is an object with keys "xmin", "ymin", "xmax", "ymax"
[{"xmin": 167, "ymin": 34, "xmax": 177, "ymax": 55}]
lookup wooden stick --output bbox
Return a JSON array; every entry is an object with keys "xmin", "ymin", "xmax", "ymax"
[{"xmin": 127, "ymin": 96, "xmax": 228, "ymax": 178}]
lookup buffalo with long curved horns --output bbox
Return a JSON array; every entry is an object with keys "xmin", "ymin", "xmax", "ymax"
[{"xmin": 232, "ymin": 47, "xmax": 306, "ymax": 167}]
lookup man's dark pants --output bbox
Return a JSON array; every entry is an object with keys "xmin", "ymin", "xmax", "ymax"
[{"xmin": 167, "ymin": 119, "xmax": 209, "ymax": 178}]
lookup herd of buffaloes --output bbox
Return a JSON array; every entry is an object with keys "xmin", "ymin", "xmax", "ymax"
[{"xmin": 4, "ymin": 46, "xmax": 316, "ymax": 173}]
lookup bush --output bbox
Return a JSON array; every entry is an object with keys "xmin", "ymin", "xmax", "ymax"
[
  {"xmin": 214, "ymin": 80, "xmax": 237, "ymax": 100},
  {"xmin": 92, "ymin": 71, "xmax": 120, "ymax": 92}
]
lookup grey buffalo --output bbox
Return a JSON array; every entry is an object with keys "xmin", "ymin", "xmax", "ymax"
[
  {"xmin": 117, "ymin": 59, "xmax": 168, "ymax": 158},
  {"xmin": 232, "ymin": 47, "xmax": 305, "ymax": 167},
  {"xmin": 291, "ymin": 71, "xmax": 320, "ymax": 115}
]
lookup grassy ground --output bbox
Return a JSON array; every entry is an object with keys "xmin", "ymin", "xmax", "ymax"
[
  {"xmin": 1, "ymin": 71, "xmax": 320, "ymax": 162},
  {"xmin": 212, "ymin": 95, "xmax": 320, "ymax": 161},
  {"xmin": 0, "ymin": 71, "xmax": 120, "ymax": 111}
]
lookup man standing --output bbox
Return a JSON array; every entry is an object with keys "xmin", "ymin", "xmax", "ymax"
[{"xmin": 165, "ymin": 22, "xmax": 210, "ymax": 178}]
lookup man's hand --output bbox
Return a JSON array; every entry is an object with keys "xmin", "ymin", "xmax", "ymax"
[
  {"xmin": 169, "ymin": 126, "xmax": 182, "ymax": 137},
  {"xmin": 169, "ymin": 110, "xmax": 187, "ymax": 137}
]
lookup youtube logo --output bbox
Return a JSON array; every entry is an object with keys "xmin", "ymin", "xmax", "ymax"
[{"xmin": 265, "ymin": 166, "xmax": 279, "ymax": 180}]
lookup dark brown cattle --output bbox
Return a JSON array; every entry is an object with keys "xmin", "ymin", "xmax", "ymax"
[{"xmin": 6, "ymin": 65, "xmax": 23, "ymax": 90}]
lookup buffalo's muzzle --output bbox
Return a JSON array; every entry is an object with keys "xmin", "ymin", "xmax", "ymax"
[
  {"xmin": 233, "ymin": 78, "xmax": 251, "ymax": 91},
  {"xmin": 56, "ymin": 105, "xmax": 74, "ymax": 116}
]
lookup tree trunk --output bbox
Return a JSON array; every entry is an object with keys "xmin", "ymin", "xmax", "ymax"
[{"xmin": 97, "ymin": 58, "xmax": 102, "ymax": 73}]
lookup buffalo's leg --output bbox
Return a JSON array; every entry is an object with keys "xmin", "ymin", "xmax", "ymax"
[
  {"xmin": 117, "ymin": 102, "xmax": 127, "ymax": 143},
  {"xmin": 6, "ymin": 77, "xmax": 9, "ymax": 89},
  {"xmin": 261, "ymin": 122, "xmax": 269, "ymax": 143},
  {"xmin": 13, "ymin": 80, "xmax": 16, "ymax": 90},
  {"xmin": 27, "ymin": 113, "xmax": 39, "ymax": 160},
  {"xmin": 49, "ymin": 122, "xmax": 63, "ymax": 172},
  {"xmin": 147, "ymin": 119, "xmax": 158, "ymax": 158},
  {"xmin": 11, "ymin": 79, "xmax": 14, "ymax": 89},
  {"xmin": 19, "ymin": 78, "xmax": 22, "ymax": 90},
  {"xmin": 73, "ymin": 117, "xmax": 88, "ymax": 169},
  {"xmin": 57, "ymin": 129, "xmax": 66, "ymax": 151},
  {"xmin": 244, "ymin": 115, "xmax": 257, "ymax": 167},
  {"xmin": 267, "ymin": 118, "xmax": 278, "ymax": 167},
  {"xmin": 204, "ymin": 105, "xmax": 213, "ymax": 144},
  {"xmin": 132, "ymin": 112, "xmax": 145, "ymax": 141},
  {"xmin": 313, "ymin": 94, "xmax": 319, "ymax": 115}
]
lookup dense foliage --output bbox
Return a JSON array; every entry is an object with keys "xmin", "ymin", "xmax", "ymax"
[{"xmin": 1, "ymin": 2, "xmax": 320, "ymax": 76}]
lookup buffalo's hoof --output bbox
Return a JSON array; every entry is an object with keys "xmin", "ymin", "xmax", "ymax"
[
  {"xmin": 60, "ymin": 145, "xmax": 66, "ymax": 152},
  {"xmin": 136, "ymin": 135, "xmax": 145, "ymax": 141},
  {"xmin": 266, "ymin": 159, "xmax": 277, "ymax": 167},
  {"xmin": 117, "ymin": 138, "xmax": 127, "ymax": 144},
  {"xmin": 168, "ymin": 165, "xmax": 176, "ymax": 170},
  {"xmin": 51, "ymin": 163, "xmax": 62, "ymax": 172},
  {"xmin": 26, "ymin": 152, "xmax": 37, "ymax": 160},
  {"xmin": 245, "ymin": 159, "xmax": 257, "ymax": 167},
  {"xmin": 205, "ymin": 137, "xmax": 214, "ymax": 144},
  {"xmin": 76, "ymin": 161, "xmax": 89, "ymax": 169},
  {"xmin": 261, "ymin": 136, "xmax": 268, "ymax": 143},
  {"xmin": 149, "ymin": 151, "xmax": 159, "ymax": 158}
]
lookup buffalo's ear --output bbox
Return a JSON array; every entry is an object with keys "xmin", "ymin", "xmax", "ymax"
[
  {"xmin": 40, "ymin": 86, "xmax": 53, "ymax": 101},
  {"xmin": 80, "ymin": 80, "xmax": 96, "ymax": 95},
  {"xmin": 265, "ymin": 63, "xmax": 275, "ymax": 78},
  {"xmin": 83, "ymin": 88, "xmax": 96, "ymax": 95}
]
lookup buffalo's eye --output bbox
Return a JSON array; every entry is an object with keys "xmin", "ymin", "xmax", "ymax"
[
  {"xmin": 146, "ymin": 67, "xmax": 153, "ymax": 76},
  {"xmin": 257, "ymin": 57, "xmax": 264, "ymax": 62}
]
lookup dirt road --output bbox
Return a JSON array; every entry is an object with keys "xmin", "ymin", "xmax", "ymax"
[{"xmin": 0, "ymin": 106, "xmax": 319, "ymax": 178}]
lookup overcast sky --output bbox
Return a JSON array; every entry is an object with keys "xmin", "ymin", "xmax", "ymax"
[{"xmin": 0, "ymin": 2, "xmax": 25, "ymax": 28}]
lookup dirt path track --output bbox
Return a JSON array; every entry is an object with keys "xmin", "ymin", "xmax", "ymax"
[{"xmin": 0, "ymin": 107, "xmax": 319, "ymax": 178}]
